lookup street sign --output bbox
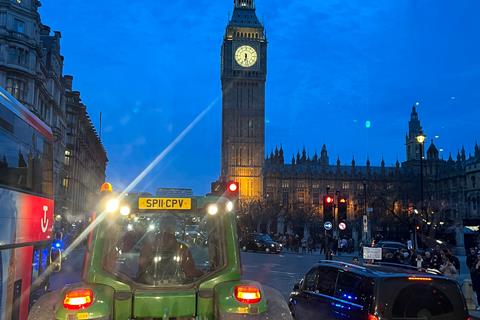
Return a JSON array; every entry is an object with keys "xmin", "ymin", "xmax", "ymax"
[
  {"xmin": 338, "ymin": 222, "xmax": 347, "ymax": 231},
  {"xmin": 407, "ymin": 240, "xmax": 413, "ymax": 250},
  {"xmin": 324, "ymin": 221, "xmax": 333, "ymax": 231},
  {"xmin": 367, "ymin": 207, "xmax": 373, "ymax": 213},
  {"xmin": 363, "ymin": 247, "xmax": 382, "ymax": 260},
  {"xmin": 363, "ymin": 215, "xmax": 368, "ymax": 233}
]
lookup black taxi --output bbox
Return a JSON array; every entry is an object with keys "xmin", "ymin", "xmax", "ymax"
[{"xmin": 289, "ymin": 260, "xmax": 470, "ymax": 320}]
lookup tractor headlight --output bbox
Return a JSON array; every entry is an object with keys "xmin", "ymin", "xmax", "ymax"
[
  {"xmin": 207, "ymin": 204, "xmax": 219, "ymax": 216},
  {"xmin": 226, "ymin": 201, "xmax": 234, "ymax": 212},
  {"xmin": 105, "ymin": 199, "xmax": 119, "ymax": 213},
  {"xmin": 120, "ymin": 205, "xmax": 131, "ymax": 216}
]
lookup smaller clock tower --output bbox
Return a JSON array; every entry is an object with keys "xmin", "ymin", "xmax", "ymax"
[{"xmin": 220, "ymin": 0, "xmax": 267, "ymax": 200}]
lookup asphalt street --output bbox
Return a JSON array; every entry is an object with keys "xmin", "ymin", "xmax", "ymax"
[
  {"xmin": 241, "ymin": 251, "xmax": 357, "ymax": 298},
  {"xmin": 48, "ymin": 249, "xmax": 480, "ymax": 318}
]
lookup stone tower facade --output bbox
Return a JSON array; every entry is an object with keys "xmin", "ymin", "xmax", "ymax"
[
  {"xmin": 406, "ymin": 105, "xmax": 424, "ymax": 161},
  {"xmin": 221, "ymin": 0, "xmax": 267, "ymax": 200}
]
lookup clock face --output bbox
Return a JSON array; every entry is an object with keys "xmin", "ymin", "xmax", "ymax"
[{"xmin": 235, "ymin": 45, "xmax": 257, "ymax": 68}]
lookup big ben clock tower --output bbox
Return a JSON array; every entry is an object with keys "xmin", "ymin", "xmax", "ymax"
[{"xmin": 221, "ymin": 0, "xmax": 267, "ymax": 200}]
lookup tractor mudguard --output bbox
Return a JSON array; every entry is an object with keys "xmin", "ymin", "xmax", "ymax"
[
  {"xmin": 29, "ymin": 283, "xmax": 114, "ymax": 320},
  {"xmin": 216, "ymin": 280, "xmax": 293, "ymax": 319},
  {"xmin": 29, "ymin": 290, "xmax": 62, "ymax": 320}
]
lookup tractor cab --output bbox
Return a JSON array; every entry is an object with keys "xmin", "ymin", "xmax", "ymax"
[{"xmin": 29, "ymin": 185, "xmax": 291, "ymax": 319}]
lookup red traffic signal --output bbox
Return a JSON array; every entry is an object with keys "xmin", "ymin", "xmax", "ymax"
[
  {"xmin": 228, "ymin": 181, "xmax": 238, "ymax": 193},
  {"xmin": 226, "ymin": 181, "xmax": 239, "ymax": 199},
  {"xmin": 325, "ymin": 196, "xmax": 334, "ymax": 204}
]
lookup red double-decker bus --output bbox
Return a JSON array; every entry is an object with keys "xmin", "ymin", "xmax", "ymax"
[{"xmin": 0, "ymin": 87, "xmax": 54, "ymax": 320}]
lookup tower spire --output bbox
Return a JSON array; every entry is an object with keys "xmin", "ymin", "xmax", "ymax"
[{"xmin": 235, "ymin": 0, "xmax": 255, "ymax": 9}]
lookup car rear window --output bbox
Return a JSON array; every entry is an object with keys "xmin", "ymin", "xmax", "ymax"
[
  {"xmin": 335, "ymin": 271, "xmax": 374, "ymax": 308},
  {"xmin": 378, "ymin": 277, "xmax": 467, "ymax": 320}
]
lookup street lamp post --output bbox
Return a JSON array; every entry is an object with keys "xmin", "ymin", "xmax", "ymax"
[
  {"xmin": 362, "ymin": 180, "xmax": 368, "ymax": 245},
  {"xmin": 416, "ymin": 132, "xmax": 426, "ymax": 251}
]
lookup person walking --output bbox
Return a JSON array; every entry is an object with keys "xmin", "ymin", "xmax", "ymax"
[
  {"xmin": 439, "ymin": 258, "xmax": 458, "ymax": 278},
  {"xmin": 467, "ymin": 248, "xmax": 477, "ymax": 270},
  {"xmin": 471, "ymin": 256, "xmax": 480, "ymax": 311},
  {"xmin": 301, "ymin": 237, "xmax": 307, "ymax": 254},
  {"xmin": 414, "ymin": 254, "xmax": 423, "ymax": 270}
]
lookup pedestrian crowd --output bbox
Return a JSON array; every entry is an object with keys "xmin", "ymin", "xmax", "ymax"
[
  {"xmin": 271, "ymin": 233, "xmax": 355, "ymax": 256},
  {"xmin": 364, "ymin": 242, "xmax": 460, "ymax": 278}
]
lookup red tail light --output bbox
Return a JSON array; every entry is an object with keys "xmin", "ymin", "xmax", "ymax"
[
  {"xmin": 63, "ymin": 288, "xmax": 94, "ymax": 310},
  {"xmin": 234, "ymin": 285, "xmax": 261, "ymax": 304},
  {"xmin": 368, "ymin": 314, "xmax": 379, "ymax": 320}
]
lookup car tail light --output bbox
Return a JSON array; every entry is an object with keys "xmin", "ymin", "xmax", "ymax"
[
  {"xmin": 368, "ymin": 314, "xmax": 379, "ymax": 320},
  {"xmin": 234, "ymin": 285, "xmax": 261, "ymax": 304},
  {"xmin": 63, "ymin": 288, "xmax": 94, "ymax": 310}
]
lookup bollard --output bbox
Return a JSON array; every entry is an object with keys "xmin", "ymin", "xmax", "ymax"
[{"xmin": 463, "ymin": 278, "xmax": 477, "ymax": 310}]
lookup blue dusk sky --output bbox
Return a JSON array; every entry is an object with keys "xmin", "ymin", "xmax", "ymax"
[{"xmin": 40, "ymin": 0, "xmax": 480, "ymax": 194}]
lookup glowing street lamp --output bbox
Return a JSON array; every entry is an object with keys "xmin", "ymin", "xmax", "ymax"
[
  {"xmin": 416, "ymin": 133, "xmax": 426, "ymax": 145},
  {"xmin": 415, "ymin": 132, "xmax": 426, "ymax": 250}
]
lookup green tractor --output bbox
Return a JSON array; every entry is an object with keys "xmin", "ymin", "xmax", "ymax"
[{"xmin": 29, "ymin": 187, "xmax": 291, "ymax": 319}]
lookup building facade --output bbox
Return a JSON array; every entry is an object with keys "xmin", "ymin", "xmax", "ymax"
[
  {"xmin": 63, "ymin": 75, "xmax": 107, "ymax": 222},
  {"xmin": 263, "ymin": 106, "xmax": 480, "ymax": 236},
  {"xmin": 0, "ymin": 0, "xmax": 68, "ymax": 211},
  {"xmin": 0, "ymin": 0, "xmax": 107, "ymax": 221},
  {"xmin": 215, "ymin": 2, "xmax": 480, "ymax": 240},
  {"xmin": 220, "ymin": 0, "xmax": 266, "ymax": 200}
]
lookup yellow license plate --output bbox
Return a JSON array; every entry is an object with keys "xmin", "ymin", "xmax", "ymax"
[{"xmin": 138, "ymin": 198, "xmax": 192, "ymax": 210}]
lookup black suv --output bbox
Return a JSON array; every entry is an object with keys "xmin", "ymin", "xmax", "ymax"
[
  {"xmin": 240, "ymin": 233, "xmax": 282, "ymax": 253},
  {"xmin": 289, "ymin": 260, "xmax": 470, "ymax": 320}
]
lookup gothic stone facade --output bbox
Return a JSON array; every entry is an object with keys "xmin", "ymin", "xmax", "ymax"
[
  {"xmin": 264, "ymin": 106, "xmax": 480, "ymax": 226},
  {"xmin": 219, "ymin": 1, "xmax": 480, "ymax": 226},
  {"xmin": 220, "ymin": 0, "xmax": 266, "ymax": 200}
]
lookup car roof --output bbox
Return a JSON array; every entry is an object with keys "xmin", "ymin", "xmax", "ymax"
[
  {"xmin": 378, "ymin": 241, "xmax": 405, "ymax": 245},
  {"xmin": 314, "ymin": 260, "xmax": 447, "ymax": 280}
]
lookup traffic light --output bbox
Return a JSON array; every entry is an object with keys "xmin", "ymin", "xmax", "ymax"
[
  {"xmin": 338, "ymin": 197, "xmax": 347, "ymax": 222},
  {"xmin": 210, "ymin": 181, "xmax": 239, "ymax": 200},
  {"xmin": 323, "ymin": 195, "xmax": 334, "ymax": 223},
  {"xmin": 226, "ymin": 181, "xmax": 239, "ymax": 200},
  {"xmin": 338, "ymin": 197, "xmax": 348, "ymax": 232}
]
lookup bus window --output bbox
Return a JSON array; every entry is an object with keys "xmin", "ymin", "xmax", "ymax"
[{"xmin": 0, "ymin": 103, "xmax": 53, "ymax": 198}]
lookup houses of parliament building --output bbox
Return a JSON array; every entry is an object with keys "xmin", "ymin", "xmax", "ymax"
[{"xmin": 220, "ymin": 0, "xmax": 480, "ymax": 226}]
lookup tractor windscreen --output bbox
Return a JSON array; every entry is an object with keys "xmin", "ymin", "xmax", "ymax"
[{"xmin": 103, "ymin": 211, "xmax": 226, "ymax": 287}]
